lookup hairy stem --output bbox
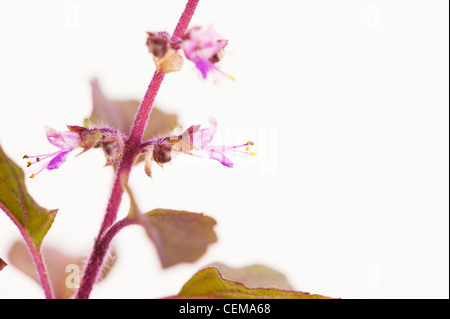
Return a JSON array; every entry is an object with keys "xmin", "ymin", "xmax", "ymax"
[
  {"xmin": 26, "ymin": 238, "xmax": 54, "ymax": 299},
  {"xmin": 74, "ymin": 218, "xmax": 135, "ymax": 299},
  {"xmin": 75, "ymin": 0, "xmax": 200, "ymax": 299},
  {"xmin": 1, "ymin": 202, "xmax": 54, "ymax": 299},
  {"xmin": 140, "ymin": 136, "xmax": 171, "ymax": 150}
]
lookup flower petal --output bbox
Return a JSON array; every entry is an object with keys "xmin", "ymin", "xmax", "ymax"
[
  {"xmin": 207, "ymin": 149, "xmax": 234, "ymax": 168},
  {"xmin": 46, "ymin": 150, "xmax": 70, "ymax": 170},
  {"xmin": 194, "ymin": 59, "xmax": 218, "ymax": 79},
  {"xmin": 61, "ymin": 131, "xmax": 81, "ymax": 149},
  {"xmin": 45, "ymin": 126, "xmax": 58, "ymax": 137},
  {"xmin": 182, "ymin": 26, "xmax": 228, "ymax": 79},
  {"xmin": 45, "ymin": 127, "xmax": 69, "ymax": 149},
  {"xmin": 45, "ymin": 126, "xmax": 81, "ymax": 150},
  {"xmin": 194, "ymin": 117, "xmax": 217, "ymax": 148}
]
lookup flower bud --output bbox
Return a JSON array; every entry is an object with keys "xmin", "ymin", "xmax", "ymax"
[
  {"xmin": 146, "ymin": 31, "xmax": 184, "ymax": 74},
  {"xmin": 146, "ymin": 31, "xmax": 170, "ymax": 58},
  {"xmin": 152, "ymin": 143, "xmax": 172, "ymax": 167},
  {"xmin": 101, "ymin": 136, "xmax": 125, "ymax": 166},
  {"xmin": 68, "ymin": 125, "xmax": 125, "ymax": 166}
]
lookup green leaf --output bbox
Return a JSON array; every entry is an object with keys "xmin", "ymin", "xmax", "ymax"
[
  {"xmin": 0, "ymin": 258, "xmax": 6, "ymax": 271},
  {"xmin": 173, "ymin": 267, "xmax": 334, "ymax": 299},
  {"xmin": 207, "ymin": 262, "xmax": 294, "ymax": 290},
  {"xmin": 0, "ymin": 146, "xmax": 57, "ymax": 249},
  {"xmin": 139, "ymin": 209, "xmax": 217, "ymax": 268}
]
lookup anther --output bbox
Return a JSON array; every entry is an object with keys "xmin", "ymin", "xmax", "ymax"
[
  {"xmin": 247, "ymin": 141, "xmax": 255, "ymax": 146},
  {"xmin": 29, "ymin": 174, "xmax": 35, "ymax": 178},
  {"xmin": 23, "ymin": 155, "xmax": 28, "ymax": 159},
  {"xmin": 36, "ymin": 157, "xmax": 40, "ymax": 162},
  {"xmin": 27, "ymin": 162, "xmax": 32, "ymax": 167}
]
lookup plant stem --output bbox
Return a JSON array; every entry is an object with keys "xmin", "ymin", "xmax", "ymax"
[
  {"xmin": 75, "ymin": 218, "xmax": 135, "ymax": 299},
  {"xmin": 75, "ymin": 0, "xmax": 200, "ymax": 299},
  {"xmin": 172, "ymin": 0, "xmax": 199, "ymax": 40},
  {"xmin": 22, "ymin": 233, "xmax": 54, "ymax": 299},
  {"xmin": 28, "ymin": 244, "xmax": 54, "ymax": 299},
  {"xmin": 1, "ymin": 202, "xmax": 55, "ymax": 299},
  {"xmin": 102, "ymin": 217, "xmax": 136, "ymax": 247},
  {"xmin": 140, "ymin": 136, "xmax": 171, "ymax": 150}
]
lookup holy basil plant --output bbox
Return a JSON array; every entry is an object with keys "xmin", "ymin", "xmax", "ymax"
[{"xmin": 0, "ymin": 0, "xmax": 335, "ymax": 300}]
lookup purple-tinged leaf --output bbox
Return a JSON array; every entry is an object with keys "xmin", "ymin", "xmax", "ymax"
[
  {"xmin": 0, "ymin": 146, "xmax": 57, "ymax": 250},
  {"xmin": 0, "ymin": 258, "xmax": 6, "ymax": 271},
  {"xmin": 87, "ymin": 78, "xmax": 178, "ymax": 142},
  {"xmin": 8, "ymin": 240, "xmax": 117, "ymax": 299},
  {"xmin": 170, "ymin": 267, "xmax": 335, "ymax": 299},
  {"xmin": 85, "ymin": 79, "xmax": 178, "ymax": 164},
  {"xmin": 207, "ymin": 262, "xmax": 294, "ymax": 290},
  {"xmin": 139, "ymin": 209, "xmax": 217, "ymax": 268}
]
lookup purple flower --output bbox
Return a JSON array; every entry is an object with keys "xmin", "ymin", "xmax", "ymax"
[
  {"xmin": 176, "ymin": 117, "xmax": 256, "ymax": 168},
  {"xmin": 182, "ymin": 27, "xmax": 232, "ymax": 80},
  {"xmin": 24, "ymin": 126, "xmax": 81, "ymax": 178}
]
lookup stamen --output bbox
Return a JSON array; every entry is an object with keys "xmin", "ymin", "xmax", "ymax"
[
  {"xmin": 27, "ymin": 162, "xmax": 50, "ymax": 178},
  {"xmin": 23, "ymin": 150, "xmax": 65, "ymax": 160},
  {"xmin": 207, "ymin": 142, "xmax": 254, "ymax": 154},
  {"xmin": 224, "ymin": 143, "xmax": 251, "ymax": 150},
  {"xmin": 24, "ymin": 150, "xmax": 68, "ymax": 177},
  {"xmin": 250, "ymin": 152, "xmax": 258, "ymax": 156},
  {"xmin": 218, "ymin": 69, "xmax": 235, "ymax": 81},
  {"xmin": 26, "ymin": 156, "xmax": 45, "ymax": 167},
  {"xmin": 224, "ymin": 149, "xmax": 254, "ymax": 156},
  {"xmin": 225, "ymin": 73, "xmax": 236, "ymax": 81}
]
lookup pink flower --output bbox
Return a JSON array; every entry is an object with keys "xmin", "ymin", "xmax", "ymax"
[
  {"xmin": 24, "ymin": 126, "xmax": 81, "ymax": 178},
  {"xmin": 182, "ymin": 27, "xmax": 230, "ymax": 79},
  {"xmin": 176, "ymin": 117, "xmax": 256, "ymax": 168}
]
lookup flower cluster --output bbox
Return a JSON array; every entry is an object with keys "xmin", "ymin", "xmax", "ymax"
[
  {"xmin": 26, "ymin": 117, "xmax": 255, "ymax": 178},
  {"xmin": 26, "ymin": 26, "xmax": 251, "ymax": 178},
  {"xmin": 146, "ymin": 26, "xmax": 231, "ymax": 79}
]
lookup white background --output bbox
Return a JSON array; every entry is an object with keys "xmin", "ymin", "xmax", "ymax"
[{"xmin": 0, "ymin": 0, "xmax": 448, "ymax": 299}]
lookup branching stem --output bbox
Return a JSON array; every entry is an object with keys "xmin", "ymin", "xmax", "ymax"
[{"xmin": 75, "ymin": 0, "xmax": 200, "ymax": 299}]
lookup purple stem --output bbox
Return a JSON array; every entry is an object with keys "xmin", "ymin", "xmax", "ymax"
[
  {"xmin": 75, "ymin": 217, "xmax": 135, "ymax": 299},
  {"xmin": 25, "ymin": 237, "xmax": 55, "ymax": 299},
  {"xmin": 75, "ymin": 0, "xmax": 200, "ymax": 299},
  {"xmin": 140, "ymin": 136, "xmax": 171, "ymax": 150}
]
